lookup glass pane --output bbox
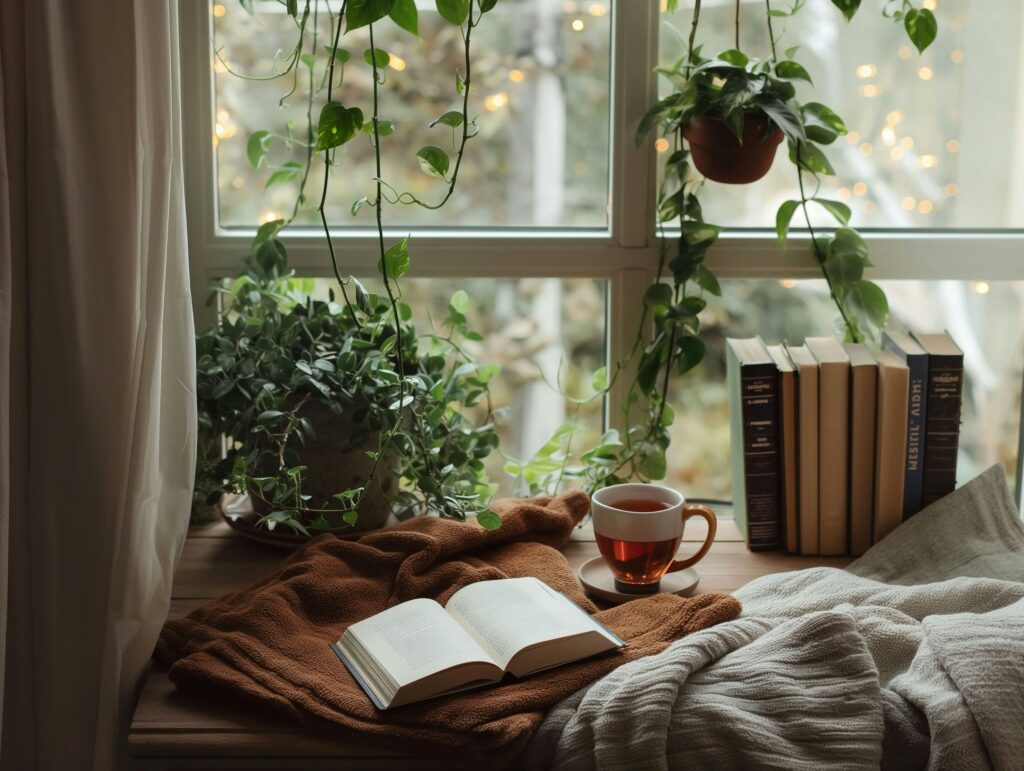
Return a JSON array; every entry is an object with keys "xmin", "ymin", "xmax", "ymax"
[
  {"xmin": 296, "ymin": 277, "xmax": 607, "ymax": 496},
  {"xmin": 668, "ymin": 280, "xmax": 1023, "ymax": 499},
  {"xmin": 211, "ymin": 1, "xmax": 612, "ymax": 229},
  {"xmin": 659, "ymin": 1, "xmax": 1024, "ymax": 229}
]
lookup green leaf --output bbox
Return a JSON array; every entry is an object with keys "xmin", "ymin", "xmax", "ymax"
[
  {"xmin": 264, "ymin": 160, "xmax": 303, "ymax": 189},
  {"xmin": 476, "ymin": 509, "xmax": 502, "ymax": 530},
  {"xmin": 253, "ymin": 218, "xmax": 285, "ymax": 245},
  {"xmin": 346, "ymin": 0, "xmax": 396, "ymax": 31},
  {"xmin": 450, "ymin": 289, "xmax": 470, "ymax": 313},
  {"xmin": 757, "ymin": 97, "xmax": 806, "ymax": 145},
  {"xmin": 429, "ymin": 110, "xmax": 464, "ymax": 128},
  {"xmin": 591, "ymin": 366, "xmax": 608, "ymax": 392},
  {"xmin": 644, "ymin": 283, "xmax": 674, "ymax": 307},
  {"xmin": 813, "ymin": 198, "xmax": 852, "ymax": 225},
  {"xmin": 388, "ymin": 0, "xmax": 420, "ymax": 35},
  {"xmin": 315, "ymin": 101, "xmax": 364, "ymax": 152},
  {"xmin": 718, "ymin": 49, "xmax": 749, "ymax": 67},
  {"xmin": 639, "ymin": 450, "xmax": 667, "ymax": 480},
  {"xmin": 287, "ymin": 0, "xmax": 298, "ymax": 17},
  {"xmin": 680, "ymin": 221, "xmax": 722, "ymax": 245},
  {"xmin": 416, "ymin": 144, "xmax": 450, "ymax": 177},
  {"xmin": 478, "ymin": 0, "xmax": 497, "ymax": 12},
  {"xmin": 904, "ymin": 8, "xmax": 937, "ymax": 53},
  {"xmin": 246, "ymin": 130, "xmax": 272, "ymax": 170},
  {"xmin": 825, "ymin": 252, "xmax": 865, "ymax": 283},
  {"xmin": 776, "ymin": 199, "xmax": 801, "ymax": 247},
  {"xmin": 691, "ymin": 265, "xmax": 721, "ymax": 296},
  {"xmin": 363, "ymin": 47, "xmax": 390, "ymax": 69},
  {"xmin": 299, "ymin": 52, "xmax": 316, "ymax": 70},
  {"xmin": 774, "ymin": 60, "xmax": 813, "ymax": 84},
  {"xmin": 830, "ymin": 0, "xmax": 861, "ymax": 22},
  {"xmin": 675, "ymin": 335, "xmax": 706, "ymax": 376},
  {"xmin": 382, "ymin": 235, "xmax": 411, "ymax": 278},
  {"xmin": 802, "ymin": 102, "xmax": 846, "ymax": 134},
  {"xmin": 325, "ymin": 45, "xmax": 351, "ymax": 63},
  {"xmin": 829, "ymin": 227, "xmax": 869, "ymax": 261},
  {"xmin": 342, "ymin": 510, "xmax": 359, "ymax": 525},
  {"xmin": 436, "ymin": 0, "xmax": 470, "ymax": 25},
  {"xmin": 456, "ymin": 70, "xmax": 467, "ymax": 95},
  {"xmin": 847, "ymin": 279, "xmax": 889, "ymax": 329},
  {"xmin": 793, "ymin": 141, "xmax": 835, "ymax": 175},
  {"xmin": 351, "ymin": 196, "xmax": 369, "ymax": 216}
]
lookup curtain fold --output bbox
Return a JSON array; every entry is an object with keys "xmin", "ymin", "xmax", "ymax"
[{"xmin": 0, "ymin": 2, "xmax": 196, "ymax": 769}]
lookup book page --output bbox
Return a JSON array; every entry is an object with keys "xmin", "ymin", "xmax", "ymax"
[
  {"xmin": 347, "ymin": 598, "xmax": 497, "ymax": 687},
  {"xmin": 445, "ymin": 577, "xmax": 611, "ymax": 669}
]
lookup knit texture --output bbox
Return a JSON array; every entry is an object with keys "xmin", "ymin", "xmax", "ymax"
[
  {"xmin": 156, "ymin": 491, "xmax": 741, "ymax": 758},
  {"xmin": 527, "ymin": 464, "xmax": 1024, "ymax": 770}
]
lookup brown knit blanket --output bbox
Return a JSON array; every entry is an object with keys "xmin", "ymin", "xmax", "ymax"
[{"xmin": 156, "ymin": 491, "xmax": 741, "ymax": 758}]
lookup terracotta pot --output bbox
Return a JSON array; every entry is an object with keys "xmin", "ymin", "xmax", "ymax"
[
  {"xmin": 682, "ymin": 114, "xmax": 783, "ymax": 184},
  {"xmin": 249, "ymin": 399, "xmax": 397, "ymax": 535}
]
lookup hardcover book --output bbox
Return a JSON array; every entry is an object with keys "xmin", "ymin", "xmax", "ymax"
[
  {"xmin": 727, "ymin": 337, "xmax": 783, "ymax": 551},
  {"xmin": 872, "ymin": 349, "xmax": 909, "ymax": 544},
  {"xmin": 332, "ymin": 577, "xmax": 625, "ymax": 709},
  {"xmin": 805, "ymin": 337, "xmax": 850, "ymax": 556},
  {"xmin": 912, "ymin": 331, "xmax": 964, "ymax": 506},
  {"xmin": 786, "ymin": 344, "xmax": 820, "ymax": 556},
  {"xmin": 767, "ymin": 344, "xmax": 799, "ymax": 554},
  {"xmin": 844, "ymin": 343, "xmax": 878, "ymax": 556},
  {"xmin": 882, "ymin": 330, "xmax": 929, "ymax": 518}
]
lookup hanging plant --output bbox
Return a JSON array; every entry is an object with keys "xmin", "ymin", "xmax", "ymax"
[{"xmin": 509, "ymin": 0, "xmax": 939, "ymax": 495}]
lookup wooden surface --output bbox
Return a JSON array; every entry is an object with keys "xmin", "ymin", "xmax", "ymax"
[{"xmin": 128, "ymin": 511, "xmax": 850, "ymax": 769}]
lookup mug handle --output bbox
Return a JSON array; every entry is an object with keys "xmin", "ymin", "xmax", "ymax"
[{"xmin": 667, "ymin": 504, "xmax": 717, "ymax": 572}]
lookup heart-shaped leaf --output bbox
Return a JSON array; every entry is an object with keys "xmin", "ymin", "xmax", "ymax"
[
  {"xmin": 904, "ymin": 8, "xmax": 937, "ymax": 53},
  {"xmin": 416, "ymin": 144, "xmax": 450, "ymax": 177},
  {"xmin": 346, "ymin": 0, "xmax": 396, "ymax": 31},
  {"xmin": 388, "ymin": 0, "xmax": 419, "ymax": 35},
  {"xmin": 436, "ymin": 0, "xmax": 470, "ymax": 25},
  {"xmin": 315, "ymin": 102, "xmax": 364, "ymax": 152}
]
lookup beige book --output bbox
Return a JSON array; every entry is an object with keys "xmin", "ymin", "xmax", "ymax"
[
  {"xmin": 332, "ymin": 577, "xmax": 624, "ymax": 709},
  {"xmin": 844, "ymin": 343, "xmax": 878, "ymax": 556},
  {"xmin": 873, "ymin": 349, "xmax": 910, "ymax": 544},
  {"xmin": 767, "ymin": 345, "xmax": 799, "ymax": 553},
  {"xmin": 806, "ymin": 337, "xmax": 850, "ymax": 556},
  {"xmin": 786, "ymin": 344, "xmax": 819, "ymax": 556}
]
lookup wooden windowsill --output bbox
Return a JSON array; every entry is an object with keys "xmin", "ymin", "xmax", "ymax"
[{"xmin": 128, "ymin": 508, "xmax": 850, "ymax": 770}]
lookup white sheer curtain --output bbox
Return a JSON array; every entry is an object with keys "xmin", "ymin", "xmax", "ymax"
[{"xmin": 0, "ymin": 2, "xmax": 195, "ymax": 769}]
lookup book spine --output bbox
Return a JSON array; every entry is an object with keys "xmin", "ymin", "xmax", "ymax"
[
  {"xmin": 740, "ymin": 364, "xmax": 782, "ymax": 550},
  {"xmin": 921, "ymin": 354, "xmax": 963, "ymax": 506},
  {"xmin": 902, "ymin": 353, "xmax": 928, "ymax": 518}
]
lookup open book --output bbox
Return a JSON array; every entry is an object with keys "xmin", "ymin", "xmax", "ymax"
[{"xmin": 331, "ymin": 576, "xmax": 626, "ymax": 709}]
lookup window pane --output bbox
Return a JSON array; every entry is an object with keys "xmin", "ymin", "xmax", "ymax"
[
  {"xmin": 212, "ymin": 1, "xmax": 611, "ymax": 229},
  {"xmin": 297, "ymin": 277, "xmax": 607, "ymax": 496},
  {"xmin": 659, "ymin": 1, "xmax": 1024, "ymax": 229},
  {"xmin": 668, "ymin": 280, "xmax": 1023, "ymax": 499}
]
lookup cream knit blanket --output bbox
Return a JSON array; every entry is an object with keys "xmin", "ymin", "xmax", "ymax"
[{"xmin": 526, "ymin": 464, "xmax": 1024, "ymax": 770}]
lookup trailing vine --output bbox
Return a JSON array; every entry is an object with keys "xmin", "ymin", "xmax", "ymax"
[
  {"xmin": 195, "ymin": 0, "xmax": 505, "ymax": 532},
  {"xmin": 509, "ymin": 0, "xmax": 939, "ymax": 496}
]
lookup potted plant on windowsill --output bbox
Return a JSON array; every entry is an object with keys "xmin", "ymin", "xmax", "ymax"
[{"xmin": 194, "ymin": 0, "xmax": 506, "ymax": 542}]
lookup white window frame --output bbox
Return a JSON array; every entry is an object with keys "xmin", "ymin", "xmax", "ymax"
[{"xmin": 179, "ymin": 0, "xmax": 1024, "ymax": 507}]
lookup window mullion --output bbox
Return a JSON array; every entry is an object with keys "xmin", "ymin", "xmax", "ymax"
[{"xmin": 608, "ymin": 0, "xmax": 659, "ymax": 249}]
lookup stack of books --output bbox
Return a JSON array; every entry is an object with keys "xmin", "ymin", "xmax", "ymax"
[{"xmin": 726, "ymin": 331, "xmax": 964, "ymax": 555}]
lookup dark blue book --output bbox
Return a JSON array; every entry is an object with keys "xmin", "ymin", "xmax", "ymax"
[
  {"xmin": 912, "ymin": 332, "xmax": 964, "ymax": 507},
  {"xmin": 882, "ymin": 331, "xmax": 928, "ymax": 519}
]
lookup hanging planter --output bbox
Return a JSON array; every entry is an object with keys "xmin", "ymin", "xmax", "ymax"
[{"xmin": 683, "ymin": 114, "xmax": 783, "ymax": 184}]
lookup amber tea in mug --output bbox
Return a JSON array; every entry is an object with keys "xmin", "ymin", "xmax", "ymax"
[{"xmin": 591, "ymin": 484, "xmax": 717, "ymax": 594}]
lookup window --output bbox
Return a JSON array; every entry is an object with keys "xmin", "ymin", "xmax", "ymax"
[
  {"xmin": 182, "ymin": 0, "xmax": 1024, "ymax": 507},
  {"xmin": 211, "ymin": 1, "xmax": 612, "ymax": 228}
]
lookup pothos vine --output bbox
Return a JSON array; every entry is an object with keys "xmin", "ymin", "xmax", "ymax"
[
  {"xmin": 510, "ymin": 0, "xmax": 940, "ymax": 496},
  {"xmin": 197, "ymin": 0, "xmax": 506, "ymax": 532}
]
